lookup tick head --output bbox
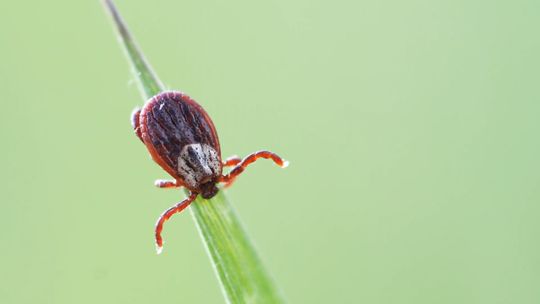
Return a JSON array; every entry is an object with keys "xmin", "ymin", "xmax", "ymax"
[{"xmin": 199, "ymin": 180, "xmax": 219, "ymax": 199}]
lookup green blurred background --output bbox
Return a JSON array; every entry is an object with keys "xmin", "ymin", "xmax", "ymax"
[{"xmin": 1, "ymin": 0, "xmax": 540, "ymax": 303}]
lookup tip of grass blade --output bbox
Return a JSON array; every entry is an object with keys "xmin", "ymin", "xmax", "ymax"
[
  {"xmin": 101, "ymin": 0, "xmax": 164, "ymax": 99},
  {"xmin": 101, "ymin": 0, "xmax": 131, "ymax": 46}
]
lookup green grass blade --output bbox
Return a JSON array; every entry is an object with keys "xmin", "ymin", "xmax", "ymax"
[
  {"xmin": 190, "ymin": 192, "xmax": 285, "ymax": 303},
  {"xmin": 102, "ymin": 0, "xmax": 164, "ymax": 99},
  {"xmin": 102, "ymin": 1, "xmax": 285, "ymax": 303}
]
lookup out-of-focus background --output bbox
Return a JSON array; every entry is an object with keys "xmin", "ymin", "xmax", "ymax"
[{"xmin": 1, "ymin": 0, "xmax": 540, "ymax": 303}]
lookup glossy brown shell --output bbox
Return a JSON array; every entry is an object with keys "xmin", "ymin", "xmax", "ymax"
[{"xmin": 138, "ymin": 91, "xmax": 222, "ymax": 191}]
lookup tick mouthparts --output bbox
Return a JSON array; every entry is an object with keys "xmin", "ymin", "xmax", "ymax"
[{"xmin": 200, "ymin": 181, "xmax": 219, "ymax": 199}]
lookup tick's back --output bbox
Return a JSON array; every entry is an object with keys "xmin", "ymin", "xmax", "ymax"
[{"xmin": 140, "ymin": 92, "xmax": 222, "ymax": 187}]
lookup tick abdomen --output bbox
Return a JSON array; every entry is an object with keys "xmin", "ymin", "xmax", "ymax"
[{"xmin": 141, "ymin": 92, "xmax": 222, "ymax": 189}]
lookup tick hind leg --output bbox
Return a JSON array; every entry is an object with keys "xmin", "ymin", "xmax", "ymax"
[
  {"xmin": 220, "ymin": 151, "xmax": 288, "ymax": 187},
  {"xmin": 131, "ymin": 107, "xmax": 143, "ymax": 142},
  {"xmin": 155, "ymin": 192, "xmax": 198, "ymax": 254}
]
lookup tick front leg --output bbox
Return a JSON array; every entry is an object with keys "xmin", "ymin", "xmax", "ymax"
[
  {"xmin": 155, "ymin": 192, "xmax": 198, "ymax": 254},
  {"xmin": 220, "ymin": 150, "xmax": 288, "ymax": 187},
  {"xmin": 223, "ymin": 155, "xmax": 242, "ymax": 167},
  {"xmin": 154, "ymin": 179, "xmax": 182, "ymax": 189},
  {"xmin": 131, "ymin": 107, "xmax": 143, "ymax": 142}
]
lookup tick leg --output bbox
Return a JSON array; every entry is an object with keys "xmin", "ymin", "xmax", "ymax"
[
  {"xmin": 155, "ymin": 192, "xmax": 198, "ymax": 254},
  {"xmin": 223, "ymin": 155, "xmax": 242, "ymax": 167},
  {"xmin": 154, "ymin": 179, "xmax": 182, "ymax": 189},
  {"xmin": 131, "ymin": 107, "xmax": 143, "ymax": 142},
  {"xmin": 219, "ymin": 150, "xmax": 288, "ymax": 187}
]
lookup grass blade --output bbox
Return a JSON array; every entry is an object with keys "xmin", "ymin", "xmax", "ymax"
[
  {"xmin": 102, "ymin": 1, "xmax": 285, "ymax": 303},
  {"xmin": 102, "ymin": 0, "xmax": 164, "ymax": 98}
]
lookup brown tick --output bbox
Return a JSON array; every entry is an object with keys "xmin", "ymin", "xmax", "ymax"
[{"xmin": 132, "ymin": 91, "xmax": 288, "ymax": 253}]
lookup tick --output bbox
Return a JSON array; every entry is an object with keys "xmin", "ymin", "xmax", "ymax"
[{"xmin": 132, "ymin": 91, "xmax": 288, "ymax": 253}]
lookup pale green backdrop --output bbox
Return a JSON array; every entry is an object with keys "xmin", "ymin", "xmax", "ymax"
[{"xmin": 1, "ymin": 0, "xmax": 539, "ymax": 303}]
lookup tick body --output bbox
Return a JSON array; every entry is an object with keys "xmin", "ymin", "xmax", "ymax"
[{"xmin": 132, "ymin": 91, "xmax": 288, "ymax": 253}]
